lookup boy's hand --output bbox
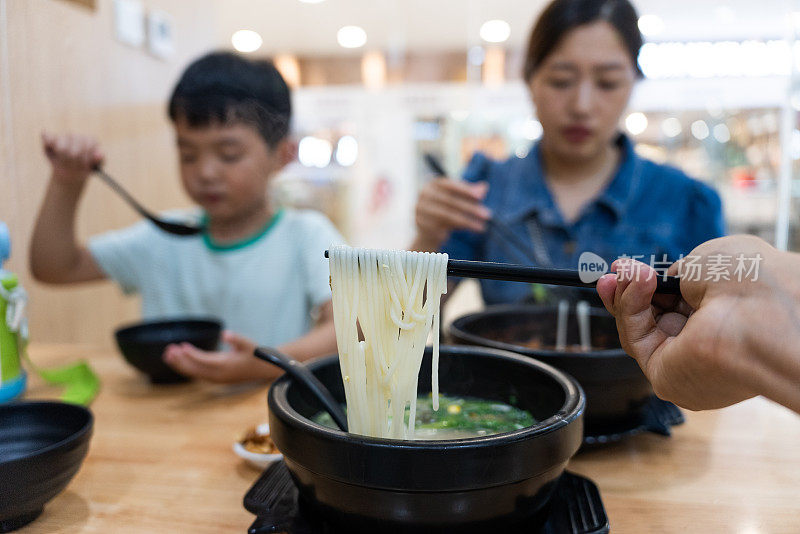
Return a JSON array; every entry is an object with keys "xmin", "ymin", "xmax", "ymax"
[
  {"xmin": 163, "ymin": 330, "xmax": 279, "ymax": 384},
  {"xmin": 42, "ymin": 132, "xmax": 104, "ymax": 186}
]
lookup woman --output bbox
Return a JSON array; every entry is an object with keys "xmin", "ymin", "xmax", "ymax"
[{"xmin": 412, "ymin": 0, "xmax": 724, "ymax": 305}]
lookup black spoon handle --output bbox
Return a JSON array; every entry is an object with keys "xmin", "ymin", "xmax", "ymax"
[
  {"xmin": 254, "ymin": 347, "xmax": 348, "ymax": 432},
  {"xmin": 92, "ymin": 165, "xmax": 155, "ymax": 221},
  {"xmin": 92, "ymin": 166, "xmax": 202, "ymax": 236}
]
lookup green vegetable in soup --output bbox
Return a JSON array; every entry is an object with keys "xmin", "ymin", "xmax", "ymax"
[{"xmin": 312, "ymin": 394, "xmax": 536, "ymax": 439}]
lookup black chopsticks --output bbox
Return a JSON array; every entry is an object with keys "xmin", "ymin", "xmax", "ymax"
[
  {"xmin": 323, "ymin": 251, "xmax": 682, "ymax": 295},
  {"xmin": 446, "ymin": 259, "xmax": 681, "ymax": 294}
]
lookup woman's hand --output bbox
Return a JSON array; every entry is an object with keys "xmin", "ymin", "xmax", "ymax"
[
  {"xmin": 42, "ymin": 132, "xmax": 104, "ymax": 187},
  {"xmin": 411, "ymin": 179, "xmax": 491, "ymax": 252},
  {"xmin": 163, "ymin": 330, "xmax": 279, "ymax": 384},
  {"xmin": 596, "ymin": 235, "xmax": 800, "ymax": 413}
]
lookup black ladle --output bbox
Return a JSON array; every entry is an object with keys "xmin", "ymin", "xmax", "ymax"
[
  {"xmin": 253, "ymin": 347, "xmax": 348, "ymax": 432},
  {"xmin": 92, "ymin": 166, "xmax": 204, "ymax": 236}
]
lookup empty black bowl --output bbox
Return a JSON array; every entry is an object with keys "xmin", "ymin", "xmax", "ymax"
[
  {"xmin": 0, "ymin": 401, "xmax": 93, "ymax": 532},
  {"xmin": 268, "ymin": 345, "xmax": 585, "ymax": 533},
  {"xmin": 449, "ymin": 304, "xmax": 654, "ymax": 438},
  {"xmin": 114, "ymin": 318, "xmax": 222, "ymax": 384}
]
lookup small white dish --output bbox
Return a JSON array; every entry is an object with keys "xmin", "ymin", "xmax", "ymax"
[{"xmin": 233, "ymin": 423, "xmax": 282, "ymax": 469}]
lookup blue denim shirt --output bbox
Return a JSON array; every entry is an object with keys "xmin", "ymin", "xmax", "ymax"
[{"xmin": 441, "ymin": 135, "xmax": 725, "ymax": 305}]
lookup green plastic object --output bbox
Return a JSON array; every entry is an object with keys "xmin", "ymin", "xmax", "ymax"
[
  {"xmin": 0, "ymin": 274, "xmax": 22, "ymax": 381},
  {"xmin": 1, "ymin": 263, "xmax": 99, "ymax": 405},
  {"xmin": 23, "ymin": 350, "xmax": 100, "ymax": 406}
]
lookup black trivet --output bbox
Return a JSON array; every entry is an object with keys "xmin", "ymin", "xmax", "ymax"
[
  {"xmin": 244, "ymin": 461, "xmax": 609, "ymax": 534},
  {"xmin": 583, "ymin": 395, "xmax": 684, "ymax": 446}
]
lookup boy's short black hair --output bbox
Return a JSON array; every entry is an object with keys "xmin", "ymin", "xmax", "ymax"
[{"xmin": 168, "ymin": 51, "xmax": 291, "ymax": 147}]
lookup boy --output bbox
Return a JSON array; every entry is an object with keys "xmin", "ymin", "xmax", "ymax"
[{"xmin": 30, "ymin": 51, "xmax": 342, "ymax": 383}]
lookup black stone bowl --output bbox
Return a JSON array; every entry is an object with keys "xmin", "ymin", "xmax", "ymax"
[
  {"xmin": 449, "ymin": 304, "xmax": 654, "ymax": 438},
  {"xmin": 114, "ymin": 318, "xmax": 222, "ymax": 384},
  {"xmin": 0, "ymin": 401, "xmax": 93, "ymax": 532},
  {"xmin": 267, "ymin": 345, "xmax": 585, "ymax": 533}
]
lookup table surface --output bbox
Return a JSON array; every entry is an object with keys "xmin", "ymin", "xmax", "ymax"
[{"xmin": 16, "ymin": 344, "xmax": 800, "ymax": 534}]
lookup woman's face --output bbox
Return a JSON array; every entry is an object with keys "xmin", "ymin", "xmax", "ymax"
[{"xmin": 529, "ymin": 21, "xmax": 636, "ymax": 164}]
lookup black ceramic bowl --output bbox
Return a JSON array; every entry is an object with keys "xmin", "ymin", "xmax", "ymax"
[
  {"xmin": 0, "ymin": 401, "xmax": 93, "ymax": 532},
  {"xmin": 449, "ymin": 304, "xmax": 653, "ymax": 437},
  {"xmin": 114, "ymin": 318, "xmax": 222, "ymax": 383},
  {"xmin": 268, "ymin": 345, "xmax": 584, "ymax": 533}
]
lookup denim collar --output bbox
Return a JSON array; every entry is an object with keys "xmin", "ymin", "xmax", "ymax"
[{"xmin": 498, "ymin": 133, "xmax": 640, "ymax": 226}]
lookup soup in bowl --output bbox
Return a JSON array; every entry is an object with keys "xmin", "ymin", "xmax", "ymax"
[
  {"xmin": 267, "ymin": 345, "xmax": 584, "ymax": 532},
  {"xmin": 449, "ymin": 304, "xmax": 654, "ymax": 438}
]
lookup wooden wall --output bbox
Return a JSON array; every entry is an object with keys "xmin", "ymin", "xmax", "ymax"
[{"xmin": 0, "ymin": 0, "xmax": 217, "ymax": 346}]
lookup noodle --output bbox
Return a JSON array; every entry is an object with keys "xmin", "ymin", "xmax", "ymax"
[{"xmin": 328, "ymin": 246, "xmax": 448, "ymax": 439}]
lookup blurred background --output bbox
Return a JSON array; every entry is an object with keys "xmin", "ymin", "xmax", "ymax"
[{"xmin": 2, "ymin": 0, "xmax": 800, "ymax": 345}]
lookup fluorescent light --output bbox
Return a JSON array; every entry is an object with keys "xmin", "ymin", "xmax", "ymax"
[
  {"xmin": 661, "ymin": 117, "xmax": 682, "ymax": 138},
  {"xmin": 625, "ymin": 112, "xmax": 648, "ymax": 136},
  {"xmin": 713, "ymin": 123, "xmax": 731, "ymax": 143},
  {"xmin": 637, "ymin": 14, "xmax": 664, "ymax": 37},
  {"xmin": 479, "ymin": 20, "xmax": 511, "ymax": 43},
  {"xmin": 523, "ymin": 119, "xmax": 543, "ymax": 140},
  {"xmin": 714, "ymin": 6, "xmax": 735, "ymax": 23},
  {"xmin": 298, "ymin": 0, "xmax": 325, "ymax": 3},
  {"xmin": 335, "ymin": 136, "xmax": 358, "ymax": 166},
  {"xmin": 298, "ymin": 136, "xmax": 332, "ymax": 168},
  {"xmin": 337, "ymin": 26, "xmax": 367, "ymax": 49},
  {"xmin": 639, "ymin": 40, "xmax": 790, "ymax": 79},
  {"xmin": 231, "ymin": 30, "xmax": 262, "ymax": 53},
  {"xmin": 691, "ymin": 120, "xmax": 709, "ymax": 140}
]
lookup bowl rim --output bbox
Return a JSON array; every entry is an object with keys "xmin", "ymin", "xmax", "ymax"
[
  {"xmin": 114, "ymin": 316, "xmax": 223, "ymax": 339},
  {"xmin": 449, "ymin": 303, "xmax": 627, "ymax": 358},
  {"xmin": 269, "ymin": 345, "xmax": 585, "ymax": 449},
  {"xmin": 0, "ymin": 401, "xmax": 93, "ymax": 468}
]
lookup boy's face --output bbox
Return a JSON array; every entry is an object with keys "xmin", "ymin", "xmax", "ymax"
[{"xmin": 174, "ymin": 118, "xmax": 284, "ymax": 223}]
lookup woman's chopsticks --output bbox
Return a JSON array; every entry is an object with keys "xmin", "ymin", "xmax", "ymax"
[
  {"xmin": 323, "ymin": 251, "xmax": 682, "ymax": 295},
  {"xmin": 423, "ymin": 153, "xmax": 539, "ymax": 265}
]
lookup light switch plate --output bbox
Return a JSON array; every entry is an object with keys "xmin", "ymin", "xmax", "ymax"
[
  {"xmin": 113, "ymin": 0, "xmax": 145, "ymax": 48},
  {"xmin": 147, "ymin": 10, "xmax": 175, "ymax": 59}
]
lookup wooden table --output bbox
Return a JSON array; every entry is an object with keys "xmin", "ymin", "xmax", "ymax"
[{"xmin": 18, "ymin": 344, "xmax": 800, "ymax": 533}]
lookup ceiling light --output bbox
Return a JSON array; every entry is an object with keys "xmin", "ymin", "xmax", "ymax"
[
  {"xmin": 231, "ymin": 30, "xmax": 262, "ymax": 53},
  {"xmin": 298, "ymin": 136, "xmax": 332, "ymax": 168},
  {"xmin": 625, "ymin": 112, "xmax": 648, "ymax": 136},
  {"xmin": 298, "ymin": 0, "xmax": 325, "ymax": 3},
  {"xmin": 714, "ymin": 6, "xmax": 735, "ymax": 23},
  {"xmin": 479, "ymin": 20, "xmax": 511, "ymax": 43},
  {"xmin": 523, "ymin": 119, "xmax": 543, "ymax": 140},
  {"xmin": 637, "ymin": 15, "xmax": 664, "ymax": 37},
  {"xmin": 691, "ymin": 120, "xmax": 709, "ymax": 140},
  {"xmin": 335, "ymin": 136, "xmax": 358, "ymax": 166},
  {"xmin": 713, "ymin": 123, "xmax": 731, "ymax": 143},
  {"xmin": 337, "ymin": 26, "xmax": 367, "ymax": 49}
]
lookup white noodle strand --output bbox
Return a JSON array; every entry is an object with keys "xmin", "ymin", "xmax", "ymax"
[{"xmin": 329, "ymin": 246, "xmax": 448, "ymax": 438}]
